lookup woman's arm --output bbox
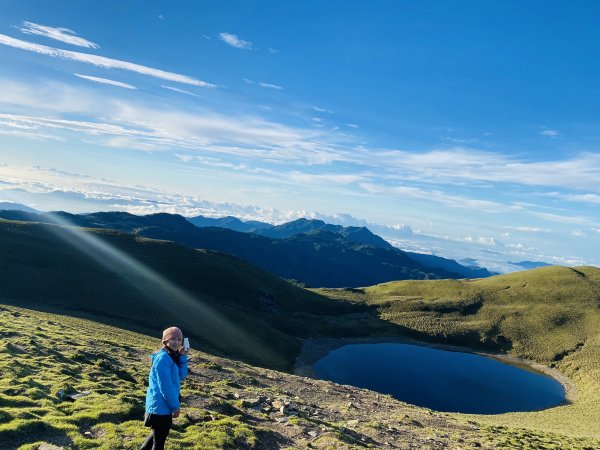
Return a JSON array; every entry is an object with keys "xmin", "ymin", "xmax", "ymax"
[{"xmin": 178, "ymin": 354, "xmax": 188, "ymax": 380}]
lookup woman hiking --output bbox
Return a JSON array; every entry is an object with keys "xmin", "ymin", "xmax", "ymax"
[{"xmin": 140, "ymin": 327, "xmax": 189, "ymax": 450}]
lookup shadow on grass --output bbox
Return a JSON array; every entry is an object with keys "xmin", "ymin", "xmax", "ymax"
[
  {"xmin": 253, "ymin": 428, "xmax": 295, "ymax": 450},
  {"xmin": 0, "ymin": 420, "xmax": 74, "ymax": 450}
]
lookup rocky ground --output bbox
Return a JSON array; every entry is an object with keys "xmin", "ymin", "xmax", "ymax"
[
  {"xmin": 181, "ymin": 350, "xmax": 594, "ymax": 449},
  {"xmin": 2, "ymin": 305, "xmax": 598, "ymax": 449}
]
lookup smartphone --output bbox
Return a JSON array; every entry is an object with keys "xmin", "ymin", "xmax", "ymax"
[{"xmin": 183, "ymin": 337, "xmax": 190, "ymax": 351}]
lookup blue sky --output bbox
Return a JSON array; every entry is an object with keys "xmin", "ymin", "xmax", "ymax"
[{"xmin": 0, "ymin": 1, "xmax": 599, "ymax": 272}]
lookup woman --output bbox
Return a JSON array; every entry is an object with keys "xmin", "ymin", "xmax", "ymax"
[{"xmin": 140, "ymin": 326, "xmax": 189, "ymax": 450}]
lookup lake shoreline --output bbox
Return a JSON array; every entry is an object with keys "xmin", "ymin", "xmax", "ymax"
[{"xmin": 294, "ymin": 336, "xmax": 577, "ymax": 409}]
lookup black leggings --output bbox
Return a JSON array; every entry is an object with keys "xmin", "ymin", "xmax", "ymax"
[{"xmin": 140, "ymin": 414, "xmax": 172, "ymax": 450}]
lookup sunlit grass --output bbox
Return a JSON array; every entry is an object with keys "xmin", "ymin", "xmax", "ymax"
[
  {"xmin": 0, "ymin": 306, "xmax": 260, "ymax": 449},
  {"xmin": 315, "ymin": 266, "xmax": 600, "ymax": 439}
]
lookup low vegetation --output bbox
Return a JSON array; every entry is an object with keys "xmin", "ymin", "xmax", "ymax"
[
  {"xmin": 315, "ymin": 266, "xmax": 600, "ymax": 439},
  {"xmin": 3, "ymin": 306, "xmax": 600, "ymax": 449},
  {"xmin": 0, "ymin": 219, "xmax": 392, "ymax": 371},
  {"xmin": 2, "ymin": 218, "xmax": 600, "ymax": 448}
]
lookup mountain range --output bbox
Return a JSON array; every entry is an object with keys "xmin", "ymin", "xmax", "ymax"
[
  {"xmin": 0, "ymin": 209, "xmax": 494, "ymax": 287},
  {"xmin": 2, "ymin": 213, "xmax": 600, "ymax": 448}
]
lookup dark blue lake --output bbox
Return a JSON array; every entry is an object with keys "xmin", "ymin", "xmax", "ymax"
[{"xmin": 314, "ymin": 343, "xmax": 565, "ymax": 414}]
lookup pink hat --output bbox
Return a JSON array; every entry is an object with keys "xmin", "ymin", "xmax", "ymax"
[{"xmin": 162, "ymin": 327, "xmax": 183, "ymax": 343}]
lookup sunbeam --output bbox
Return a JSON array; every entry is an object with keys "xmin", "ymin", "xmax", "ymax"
[{"xmin": 11, "ymin": 208, "xmax": 282, "ymax": 366}]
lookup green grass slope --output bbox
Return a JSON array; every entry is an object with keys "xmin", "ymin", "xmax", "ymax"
[
  {"xmin": 3, "ymin": 305, "xmax": 600, "ymax": 450},
  {"xmin": 3, "ymin": 217, "xmax": 600, "ymax": 446},
  {"xmin": 316, "ymin": 266, "xmax": 600, "ymax": 439},
  {"xmin": 0, "ymin": 219, "xmax": 391, "ymax": 371}
]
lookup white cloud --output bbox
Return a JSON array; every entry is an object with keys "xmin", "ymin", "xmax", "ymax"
[
  {"xmin": 0, "ymin": 34, "xmax": 216, "ymax": 88},
  {"xmin": 0, "ymin": 83, "xmax": 346, "ymax": 165},
  {"xmin": 529, "ymin": 211, "xmax": 591, "ymax": 225},
  {"xmin": 373, "ymin": 148, "xmax": 600, "ymax": 193},
  {"xmin": 160, "ymin": 85, "xmax": 201, "ymax": 97},
  {"xmin": 219, "ymin": 32, "xmax": 252, "ymax": 50},
  {"xmin": 288, "ymin": 171, "xmax": 366, "ymax": 185},
  {"xmin": 312, "ymin": 106, "xmax": 333, "ymax": 113},
  {"xmin": 244, "ymin": 79, "xmax": 282, "ymax": 90},
  {"xmin": 0, "ymin": 126, "xmax": 64, "ymax": 141},
  {"xmin": 18, "ymin": 21, "xmax": 99, "ymax": 48},
  {"xmin": 268, "ymin": 48, "xmax": 280, "ymax": 53},
  {"xmin": 359, "ymin": 182, "xmax": 517, "ymax": 214},
  {"xmin": 543, "ymin": 191, "xmax": 600, "ymax": 205},
  {"xmin": 461, "ymin": 236, "xmax": 497, "ymax": 246},
  {"xmin": 258, "ymin": 82, "xmax": 282, "ymax": 90},
  {"xmin": 504, "ymin": 226, "xmax": 552, "ymax": 233},
  {"xmin": 572, "ymin": 230, "xmax": 586, "ymax": 237},
  {"xmin": 540, "ymin": 129, "xmax": 560, "ymax": 138},
  {"xmin": 175, "ymin": 155, "xmax": 248, "ymax": 171},
  {"xmin": 346, "ymin": 123, "xmax": 360, "ymax": 128},
  {"xmin": 75, "ymin": 73, "xmax": 136, "ymax": 89}
]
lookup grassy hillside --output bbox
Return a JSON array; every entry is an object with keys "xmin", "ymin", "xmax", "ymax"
[
  {"xmin": 3, "ymin": 217, "xmax": 600, "ymax": 446},
  {"xmin": 3, "ymin": 305, "xmax": 600, "ymax": 450},
  {"xmin": 315, "ymin": 266, "xmax": 600, "ymax": 438},
  {"xmin": 0, "ymin": 219, "xmax": 397, "ymax": 371},
  {"xmin": 0, "ymin": 211, "xmax": 464, "ymax": 286}
]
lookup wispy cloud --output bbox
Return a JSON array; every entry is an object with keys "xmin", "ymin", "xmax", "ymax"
[
  {"xmin": 373, "ymin": 149, "xmax": 600, "ymax": 192},
  {"xmin": 540, "ymin": 128, "xmax": 560, "ymax": 138},
  {"xmin": 0, "ymin": 91, "xmax": 343, "ymax": 164},
  {"xmin": 258, "ymin": 82, "xmax": 282, "ymax": 90},
  {"xmin": 529, "ymin": 211, "xmax": 592, "ymax": 225},
  {"xmin": 175, "ymin": 154, "xmax": 248, "ymax": 171},
  {"xmin": 268, "ymin": 48, "xmax": 280, "ymax": 53},
  {"xmin": 288, "ymin": 171, "xmax": 367, "ymax": 185},
  {"xmin": 18, "ymin": 21, "xmax": 99, "ymax": 49},
  {"xmin": 312, "ymin": 106, "xmax": 333, "ymax": 113},
  {"xmin": 542, "ymin": 191, "xmax": 600, "ymax": 205},
  {"xmin": 219, "ymin": 32, "xmax": 252, "ymax": 50},
  {"xmin": 0, "ymin": 126, "xmax": 64, "ymax": 141},
  {"xmin": 160, "ymin": 85, "xmax": 201, "ymax": 97},
  {"xmin": 0, "ymin": 34, "xmax": 216, "ymax": 88},
  {"xmin": 504, "ymin": 226, "xmax": 552, "ymax": 233},
  {"xmin": 75, "ymin": 73, "xmax": 136, "ymax": 89},
  {"xmin": 461, "ymin": 236, "xmax": 497, "ymax": 246},
  {"xmin": 359, "ymin": 182, "xmax": 519, "ymax": 214},
  {"xmin": 244, "ymin": 78, "xmax": 283, "ymax": 90},
  {"xmin": 0, "ymin": 170, "xmax": 314, "ymax": 223}
]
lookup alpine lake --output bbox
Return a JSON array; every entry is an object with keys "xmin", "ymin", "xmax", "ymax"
[{"xmin": 313, "ymin": 342, "xmax": 566, "ymax": 414}]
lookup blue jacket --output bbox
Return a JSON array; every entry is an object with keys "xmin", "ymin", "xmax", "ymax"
[{"xmin": 145, "ymin": 349, "xmax": 188, "ymax": 415}]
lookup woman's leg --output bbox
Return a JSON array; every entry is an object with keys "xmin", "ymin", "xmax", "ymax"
[
  {"xmin": 139, "ymin": 431, "xmax": 154, "ymax": 450},
  {"xmin": 151, "ymin": 423, "xmax": 171, "ymax": 450},
  {"xmin": 140, "ymin": 414, "xmax": 171, "ymax": 450}
]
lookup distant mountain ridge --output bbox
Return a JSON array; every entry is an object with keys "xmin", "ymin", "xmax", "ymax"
[
  {"xmin": 0, "ymin": 210, "xmax": 471, "ymax": 286},
  {"xmin": 0, "ymin": 202, "xmax": 38, "ymax": 213},
  {"xmin": 509, "ymin": 261, "xmax": 552, "ymax": 269},
  {"xmin": 189, "ymin": 215, "xmax": 495, "ymax": 278},
  {"xmin": 188, "ymin": 215, "xmax": 272, "ymax": 233}
]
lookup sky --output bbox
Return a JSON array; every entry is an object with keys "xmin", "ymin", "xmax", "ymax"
[{"xmin": 0, "ymin": 1, "xmax": 599, "ymax": 272}]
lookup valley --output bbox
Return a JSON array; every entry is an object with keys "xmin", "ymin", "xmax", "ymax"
[{"xmin": 1, "ymin": 217, "xmax": 600, "ymax": 448}]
